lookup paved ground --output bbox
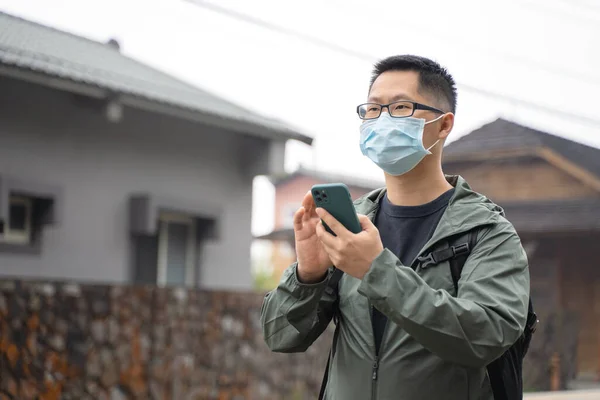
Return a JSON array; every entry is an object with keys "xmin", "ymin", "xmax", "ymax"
[{"xmin": 524, "ymin": 389, "xmax": 600, "ymax": 399}]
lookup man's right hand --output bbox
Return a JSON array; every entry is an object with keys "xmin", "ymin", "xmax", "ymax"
[{"xmin": 293, "ymin": 191, "xmax": 332, "ymax": 283}]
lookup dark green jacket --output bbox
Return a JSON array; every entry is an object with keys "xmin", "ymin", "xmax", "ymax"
[{"xmin": 261, "ymin": 176, "xmax": 530, "ymax": 400}]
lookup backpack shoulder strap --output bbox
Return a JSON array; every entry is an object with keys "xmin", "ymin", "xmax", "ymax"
[
  {"xmin": 324, "ymin": 267, "xmax": 344, "ymax": 296},
  {"xmin": 319, "ymin": 268, "xmax": 344, "ymax": 400},
  {"xmin": 416, "ymin": 228, "xmax": 480, "ymax": 293},
  {"xmin": 449, "ymin": 228, "xmax": 479, "ymax": 293},
  {"xmin": 324, "ymin": 267, "xmax": 344, "ymax": 324},
  {"xmin": 318, "ymin": 324, "xmax": 340, "ymax": 399}
]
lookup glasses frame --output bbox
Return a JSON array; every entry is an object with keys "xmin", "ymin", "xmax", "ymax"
[{"xmin": 356, "ymin": 100, "xmax": 445, "ymax": 120}]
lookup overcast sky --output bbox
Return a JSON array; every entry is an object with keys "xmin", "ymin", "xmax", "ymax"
[{"xmin": 1, "ymin": 0, "xmax": 599, "ymax": 237}]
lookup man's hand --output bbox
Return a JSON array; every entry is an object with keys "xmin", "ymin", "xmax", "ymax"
[
  {"xmin": 294, "ymin": 192, "xmax": 333, "ymax": 283},
  {"xmin": 315, "ymin": 208, "xmax": 384, "ymax": 279}
]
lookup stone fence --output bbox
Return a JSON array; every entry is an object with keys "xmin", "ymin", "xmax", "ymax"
[
  {"xmin": 0, "ymin": 279, "xmax": 577, "ymax": 399},
  {"xmin": 0, "ymin": 280, "xmax": 331, "ymax": 399}
]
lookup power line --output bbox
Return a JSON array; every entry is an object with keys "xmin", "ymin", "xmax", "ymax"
[
  {"xmin": 186, "ymin": 0, "xmax": 600, "ymax": 88},
  {"xmin": 183, "ymin": 0, "xmax": 373, "ymax": 61},
  {"xmin": 328, "ymin": 0, "xmax": 600, "ymax": 87},
  {"xmin": 520, "ymin": 0, "xmax": 600, "ymax": 23},
  {"xmin": 183, "ymin": 0, "xmax": 600, "ymax": 126}
]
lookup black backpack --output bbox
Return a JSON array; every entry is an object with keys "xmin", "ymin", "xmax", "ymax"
[{"xmin": 319, "ymin": 228, "xmax": 539, "ymax": 400}]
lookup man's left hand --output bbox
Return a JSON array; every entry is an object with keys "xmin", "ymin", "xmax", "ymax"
[{"xmin": 315, "ymin": 208, "xmax": 384, "ymax": 279}]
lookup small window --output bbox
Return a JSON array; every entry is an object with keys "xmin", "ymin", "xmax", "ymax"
[{"xmin": 0, "ymin": 196, "xmax": 33, "ymax": 245}]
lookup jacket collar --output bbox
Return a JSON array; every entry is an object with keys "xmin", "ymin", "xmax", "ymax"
[{"xmin": 353, "ymin": 175, "xmax": 504, "ymax": 253}]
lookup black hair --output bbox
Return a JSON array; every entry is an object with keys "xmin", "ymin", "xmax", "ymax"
[{"xmin": 369, "ymin": 55, "xmax": 457, "ymax": 114}]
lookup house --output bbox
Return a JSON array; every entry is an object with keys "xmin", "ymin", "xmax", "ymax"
[
  {"xmin": 0, "ymin": 12, "xmax": 311, "ymax": 290},
  {"xmin": 255, "ymin": 167, "xmax": 382, "ymax": 281},
  {"xmin": 443, "ymin": 118, "xmax": 600, "ymax": 386}
]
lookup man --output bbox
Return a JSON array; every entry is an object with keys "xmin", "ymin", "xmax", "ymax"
[{"xmin": 260, "ymin": 55, "xmax": 530, "ymax": 400}]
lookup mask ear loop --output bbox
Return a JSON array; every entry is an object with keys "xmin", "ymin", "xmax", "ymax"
[
  {"xmin": 424, "ymin": 113, "xmax": 447, "ymax": 152},
  {"xmin": 424, "ymin": 113, "xmax": 446, "ymax": 125},
  {"xmin": 426, "ymin": 139, "xmax": 440, "ymax": 152}
]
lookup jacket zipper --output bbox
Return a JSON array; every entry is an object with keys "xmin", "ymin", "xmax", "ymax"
[
  {"xmin": 372, "ymin": 356, "xmax": 379, "ymax": 380},
  {"xmin": 370, "ymin": 302, "xmax": 378, "ymax": 400},
  {"xmin": 369, "ymin": 303, "xmax": 389, "ymax": 400},
  {"xmin": 368, "ymin": 241, "xmax": 424, "ymax": 399},
  {"xmin": 366, "ymin": 207, "xmax": 385, "ymax": 400},
  {"xmin": 372, "ymin": 353, "xmax": 379, "ymax": 399}
]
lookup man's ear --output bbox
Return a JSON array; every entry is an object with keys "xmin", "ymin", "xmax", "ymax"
[{"xmin": 438, "ymin": 113, "xmax": 454, "ymax": 141}]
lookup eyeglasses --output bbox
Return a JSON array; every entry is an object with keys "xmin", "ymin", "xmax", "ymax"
[{"xmin": 356, "ymin": 100, "xmax": 445, "ymax": 120}]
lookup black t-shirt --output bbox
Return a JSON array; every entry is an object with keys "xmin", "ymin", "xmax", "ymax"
[{"xmin": 371, "ymin": 188, "xmax": 455, "ymax": 355}]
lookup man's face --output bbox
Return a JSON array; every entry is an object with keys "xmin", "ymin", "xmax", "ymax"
[{"xmin": 367, "ymin": 70, "xmax": 445, "ymax": 148}]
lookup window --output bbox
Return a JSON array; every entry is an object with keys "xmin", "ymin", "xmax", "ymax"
[
  {"xmin": 156, "ymin": 213, "xmax": 196, "ymax": 287},
  {"xmin": 131, "ymin": 212, "xmax": 198, "ymax": 287},
  {"xmin": 129, "ymin": 193, "xmax": 220, "ymax": 287},
  {"xmin": 0, "ymin": 196, "xmax": 33, "ymax": 245},
  {"xmin": 0, "ymin": 176, "xmax": 61, "ymax": 254}
]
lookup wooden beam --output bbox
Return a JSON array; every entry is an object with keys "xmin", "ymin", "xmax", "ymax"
[{"xmin": 537, "ymin": 147, "xmax": 600, "ymax": 193}]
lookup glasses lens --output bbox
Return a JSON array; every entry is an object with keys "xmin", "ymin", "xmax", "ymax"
[
  {"xmin": 358, "ymin": 104, "xmax": 381, "ymax": 119},
  {"xmin": 389, "ymin": 101, "xmax": 414, "ymax": 118}
]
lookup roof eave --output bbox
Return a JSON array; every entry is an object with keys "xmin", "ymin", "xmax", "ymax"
[
  {"xmin": 0, "ymin": 63, "xmax": 105, "ymax": 98},
  {"xmin": 442, "ymin": 147, "xmax": 538, "ymax": 164},
  {"xmin": 270, "ymin": 167, "xmax": 383, "ymax": 190},
  {"xmin": 442, "ymin": 144, "xmax": 600, "ymax": 193},
  {"xmin": 0, "ymin": 63, "xmax": 314, "ymax": 145},
  {"xmin": 121, "ymin": 95, "xmax": 313, "ymax": 145},
  {"xmin": 254, "ymin": 227, "xmax": 295, "ymax": 241}
]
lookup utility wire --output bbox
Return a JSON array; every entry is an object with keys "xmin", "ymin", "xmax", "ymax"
[
  {"xmin": 185, "ymin": 0, "xmax": 599, "ymax": 88},
  {"xmin": 183, "ymin": 0, "xmax": 600, "ymax": 126},
  {"xmin": 519, "ymin": 0, "xmax": 600, "ymax": 22},
  {"xmin": 328, "ymin": 0, "xmax": 600, "ymax": 87},
  {"xmin": 183, "ymin": 0, "xmax": 374, "ymax": 61}
]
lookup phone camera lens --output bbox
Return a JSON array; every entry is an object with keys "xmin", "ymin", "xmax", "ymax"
[{"xmin": 316, "ymin": 196, "xmax": 322, "ymax": 202}]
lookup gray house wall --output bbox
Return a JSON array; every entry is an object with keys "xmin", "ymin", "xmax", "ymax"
[{"xmin": 0, "ymin": 76, "xmax": 274, "ymax": 290}]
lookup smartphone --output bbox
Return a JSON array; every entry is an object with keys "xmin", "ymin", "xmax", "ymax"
[{"xmin": 311, "ymin": 183, "xmax": 361, "ymax": 236}]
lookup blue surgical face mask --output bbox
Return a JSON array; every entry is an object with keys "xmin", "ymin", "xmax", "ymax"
[{"xmin": 359, "ymin": 113, "xmax": 444, "ymax": 176}]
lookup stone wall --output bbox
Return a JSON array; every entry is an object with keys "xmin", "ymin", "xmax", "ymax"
[
  {"xmin": 0, "ymin": 280, "xmax": 332, "ymax": 400},
  {"xmin": 0, "ymin": 279, "xmax": 577, "ymax": 399}
]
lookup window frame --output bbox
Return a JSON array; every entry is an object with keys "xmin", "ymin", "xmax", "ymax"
[
  {"xmin": 0, "ymin": 195, "xmax": 33, "ymax": 245},
  {"xmin": 156, "ymin": 212, "xmax": 197, "ymax": 287}
]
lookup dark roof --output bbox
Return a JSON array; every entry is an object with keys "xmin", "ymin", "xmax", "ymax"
[
  {"xmin": 502, "ymin": 198, "xmax": 600, "ymax": 233},
  {"xmin": 270, "ymin": 166, "xmax": 384, "ymax": 191},
  {"xmin": 255, "ymin": 228, "xmax": 294, "ymax": 242},
  {"xmin": 444, "ymin": 118, "xmax": 600, "ymax": 177},
  {"xmin": 0, "ymin": 11, "xmax": 311, "ymax": 144}
]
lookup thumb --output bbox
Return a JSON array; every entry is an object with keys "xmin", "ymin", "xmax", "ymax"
[{"xmin": 357, "ymin": 214, "xmax": 375, "ymax": 231}]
